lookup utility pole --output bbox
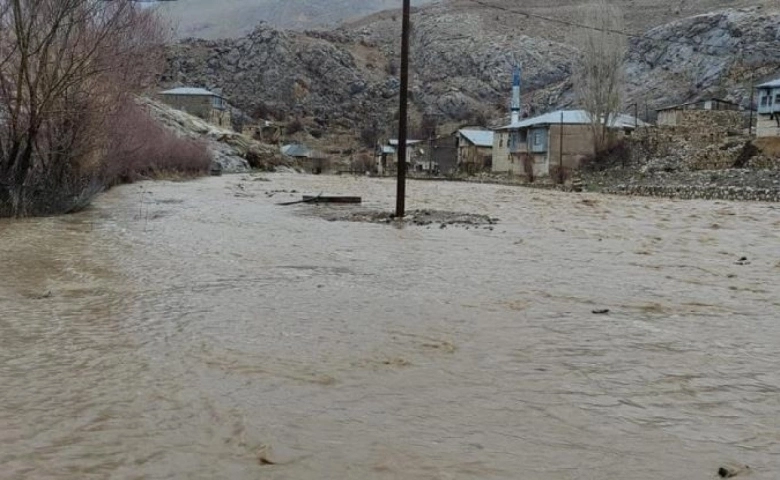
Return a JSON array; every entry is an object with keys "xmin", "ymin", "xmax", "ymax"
[
  {"xmin": 558, "ymin": 110, "xmax": 564, "ymax": 184},
  {"xmin": 395, "ymin": 0, "xmax": 411, "ymax": 218},
  {"xmin": 634, "ymin": 103, "xmax": 638, "ymax": 129},
  {"xmin": 748, "ymin": 70, "xmax": 755, "ymax": 137}
]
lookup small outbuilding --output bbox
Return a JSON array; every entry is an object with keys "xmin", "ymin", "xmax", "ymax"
[
  {"xmin": 456, "ymin": 129, "xmax": 494, "ymax": 174},
  {"xmin": 656, "ymin": 98, "xmax": 744, "ymax": 130}
]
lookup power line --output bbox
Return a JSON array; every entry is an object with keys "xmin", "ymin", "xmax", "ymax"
[{"xmin": 465, "ymin": 0, "xmax": 779, "ymax": 56}]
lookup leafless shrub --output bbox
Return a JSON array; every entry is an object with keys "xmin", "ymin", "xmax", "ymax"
[
  {"xmin": 0, "ymin": 0, "xmax": 172, "ymax": 216},
  {"xmin": 103, "ymin": 101, "xmax": 211, "ymax": 185}
]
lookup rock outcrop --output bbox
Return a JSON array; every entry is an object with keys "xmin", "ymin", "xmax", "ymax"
[
  {"xmin": 625, "ymin": 7, "xmax": 780, "ymax": 109},
  {"xmin": 141, "ymin": 98, "xmax": 288, "ymax": 173},
  {"xmin": 162, "ymin": 5, "xmax": 780, "ymax": 137}
]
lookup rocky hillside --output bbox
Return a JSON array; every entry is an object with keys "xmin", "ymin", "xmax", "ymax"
[
  {"xmin": 625, "ymin": 7, "xmax": 780, "ymax": 109},
  {"xmin": 162, "ymin": 4, "xmax": 780, "ymax": 142},
  {"xmin": 155, "ymin": 0, "xmax": 433, "ymax": 39},
  {"xmin": 141, "ymin": 98, "xmax": 288, "ymax": 173}
]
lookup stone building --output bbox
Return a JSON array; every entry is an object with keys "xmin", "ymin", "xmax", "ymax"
[
  {"xmin": 656, "ymin": 98, "xmax": 744, "ymax": 130},
  {"xmin": 243, "ymin": 120, "xmax": 282, "ymax": 144},
  {"xmin": 158, "ymin": 87, "xmax": 232, "ymax": 130},
  {"xmin": 456, "ymin": 129, "xmax": 494, "ymax": 174},
  {"xmin": 492, "ymin": 110, "xmax": 643, "ymax": 179},
  {"xmin": 757, "ymin": 78, "xmax": 780, "ymax": 138}
]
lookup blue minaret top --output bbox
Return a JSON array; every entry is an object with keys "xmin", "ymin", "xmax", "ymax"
[{"xmin": 511, "ymin": 65, "xmax": 522, "ymax": 123}]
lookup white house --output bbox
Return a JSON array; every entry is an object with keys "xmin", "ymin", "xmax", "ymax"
[{"xmin": 757, "ymin": 77, "xmax": 780, "ymax": 137}]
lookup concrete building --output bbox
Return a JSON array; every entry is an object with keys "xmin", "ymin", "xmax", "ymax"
[
  {"xmin": 456, "ymin": 129, "xmax": 494, "ymax": 174},
  {"xmin": 375, "ymin": 139, "xmax": 422, "ymax": 175},
  {"xmin": 757, "ymin": 78, "xmax": 780, "ymax": 137},
  {"xmin": 657, "ymin": 98, "xmax": 744, "ymax": 130},
  {"xmin": 492, "ymin": 110, "xmax": 644, "ymax": 178},
  {"xmin": 158, "ymin": 87, "xmax": 232, "ymax": 129}
]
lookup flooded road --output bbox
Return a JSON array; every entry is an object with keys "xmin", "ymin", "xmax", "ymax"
[{"xmin": 1, "ymin": 174, "xmax": 779, "ymax": 479}]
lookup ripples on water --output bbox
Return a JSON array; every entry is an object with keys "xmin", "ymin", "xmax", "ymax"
[{"xmin": 1, "ymin": 174, "xmax": 779, "ymax": 479}]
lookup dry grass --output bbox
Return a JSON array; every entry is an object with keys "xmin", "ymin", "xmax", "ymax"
[{"xmin": 754, "ymin": 137, "xmax": 780, "ymax": 158}]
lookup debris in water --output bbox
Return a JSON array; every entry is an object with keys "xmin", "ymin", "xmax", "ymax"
[
  {"xmin": 718, "ymin": 464, "xmax": 749, "ymax": 478},
  {"xmin": 257, "ymin": 444, "xmax": 276, "ymax": 466},
  {"xmin": 735, "ymin": 256, "xmax": 750, "ymax": 266},
  {"xmin": 592, "ymin": 309, "xmax": 610, "ymax": 315}
]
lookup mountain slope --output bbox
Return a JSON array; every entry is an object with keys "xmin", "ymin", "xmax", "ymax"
[
  {"xmin": 157, "ymin": 0, "xmax": 771, "ymax": 40},
  {"xmin": 162, "ymin": 4, "xmax": 780, "ymax": 141},
  {"xmin": 156, "ymin": 0, "xmax": 433, "ymax": 39}
]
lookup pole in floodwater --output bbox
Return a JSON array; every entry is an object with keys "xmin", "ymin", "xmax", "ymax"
[{"xmin": 395, "ymin": 0, "xmax": 411, "ymax": 218}]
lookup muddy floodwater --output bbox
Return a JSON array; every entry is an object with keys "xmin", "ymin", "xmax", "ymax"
[{"xmin": 1, "ymin": 174, "xmax": 780, "ymax": 479}]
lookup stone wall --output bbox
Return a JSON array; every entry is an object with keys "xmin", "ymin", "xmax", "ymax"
[
  {"xmin": 603, "ymin": 184, "xmax": 780, "ymax": 202},
  {"xmin": 635, "ymin": 125, "xmax": 738, "ymax": 151},
  {"xmin": 675, "ymin": 110, "xmax": 745, "ymax": 131}
]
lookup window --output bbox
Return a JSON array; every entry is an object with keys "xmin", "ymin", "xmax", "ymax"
[
  {"xmin": 212, "ymin": 96, "xmax": 224, "ymax": 109},
  {"xmin": 499, "ymin": 136, "xmax": 503, "ymax": 148},
  {"xmin": 762, "ymin": 96, "xmax": 769, "ymax": 106},
  {"xmin": 775, "ymin": 94, "xmax": 780, "ymax": 105},
  {"xmin": 533, "ymin": 131, "xmax": 543, "ymax": 146}
]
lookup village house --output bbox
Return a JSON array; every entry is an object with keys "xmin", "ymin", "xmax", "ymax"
[
  {"xmin": 456, "ymin": 129, "xmax": 494, "ymax": 174},
  {"xmin": 429, "ymin": 134, "xmax": 458, "ymax": 175},
  {"xmin": 281, "ymin": 143, "xmax": 328, "ymax": 174},
  {"xmin": 243, "ymin": 120, "xmax": 282, "ymax": 145},
  {"xmin": 375, "ymin": 139, "xmax": 422, "ymax": 175},
  {"xmin": 757, "ymin": 78, "xmax": 780, "ymax": 137},
  {"xmin": 656, "ymin": 98, "xmax": 744, "ymax": 130},
  {"xmin": 159, "ymin": 87, "xmax": 232, "ymax": 129},
  {"xmin": 492, "ymin": 110, "xmax": 644, "ymax": 179}
]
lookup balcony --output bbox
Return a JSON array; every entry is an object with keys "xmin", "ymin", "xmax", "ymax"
[{"xmin": 757, "ymin": 88, "xmax": 780, "ymax": 115}]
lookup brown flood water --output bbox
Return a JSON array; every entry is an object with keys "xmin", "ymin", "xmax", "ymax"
[{"xmin": 1, "ymin": 174, "xmax": 780, "ymax": 479}]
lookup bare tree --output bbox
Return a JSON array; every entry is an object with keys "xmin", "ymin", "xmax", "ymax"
[
  {"xmin": 0, "ymin": 0, "xmax": 169, "ymax": 216},
  {"xmin": 574, "ymin": 0, "xmax": 627, "ymax": 154}
]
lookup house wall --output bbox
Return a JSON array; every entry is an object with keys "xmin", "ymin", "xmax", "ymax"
[
  {"xmin": 491, "ymin": 131, "xmax": 514, "ymax": 173},
  {"xmin": 491, "ymin": 130, "xmax": 546, "ymax": 177},
  {"xmin": 159, "ymin": 93, "xmax": 232, "ymax": 130},
  {"xmin": 757, "ymin": 114, "xmax": 780, "ymax": 137},
  {"xmin": 657, "ymin": 110, "xmax": 743, "ymax": 130},
  {"xmin": 657, "ymin": 110, "xmax": 679, "ymax": 126},
  {"xmin": 209, "ymin": 108, "xmax": 232, "ymax": 130},
  {"xmin": 431, "ymin": 136, "xmax": 458, "ymax": 174},
  {"xmin": 758, "ymin": 87, "xmax": 780, "ymax": 115},
  {"xmin": 547, "ymin": 124, "xmax": 595, "ymax": 174},
  {"xmin": 457, "ymin": 143, "xmax": 492, "ymax": 173}
]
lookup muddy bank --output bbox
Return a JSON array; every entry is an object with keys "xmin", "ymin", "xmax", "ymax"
[{"xmin": 311, "ymin": 207, "xmax": 498, "ymax": 228}]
